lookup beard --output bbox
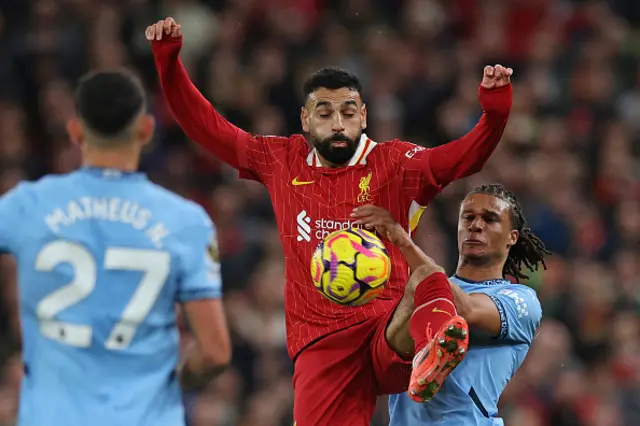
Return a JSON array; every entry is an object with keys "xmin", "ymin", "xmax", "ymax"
[{"xmin": 312, "ymin": 131, "xmax": 361, "ymax": 166}]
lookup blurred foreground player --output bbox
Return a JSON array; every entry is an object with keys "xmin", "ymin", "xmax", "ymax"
[
  {"xmin": 361, "ymin": 184, "xmax": 548, "ymax": 425},
  {"xmin": 148, "ymin": 17, "xmax": 512, "ymax": 425},
  {"xmin": 0, "ymin": 71, "xmax": 231, "ymax": 426}
]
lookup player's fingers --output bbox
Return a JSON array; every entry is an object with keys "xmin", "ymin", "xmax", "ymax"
[
  {"xmin": 494, "ymin": 64, "xmax": 503, "ymax": 79},
  {"xmin": 145, "ymin": 26, "xmax": 154, "ymax": 40},
  {"xmin": 351, "ymin": 205, "xmax": 377, "ymax": 216},
  {"xmin": 155, "ymin": 21, "xmax": 164, "ymax": 40},
  {"xmin": 374, "ymin": 225, "xmax": 387, "ymax": 238},
  {"xmin": 352, "ymin": 214, "xmax": 378, "ymax": 226},
  {"xmin": 171, "ymin": 24, "xmax": 182, "ymax": 38},
  {"xmin": 484, "ymin": 65, "xmax": 494, "ymax": 79},
  {"xmin": 354, "ymin": 216, "xmax": 387, "ymax": 230},
  {"xmin": 164, "ymin": 17, "xmax": 174, "ymax": 34}
]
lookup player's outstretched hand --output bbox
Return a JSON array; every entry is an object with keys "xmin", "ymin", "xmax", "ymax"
[
  {"xmin": 351, "ymin": 205, "xmax": 409, "ymax": 247},
  {"xmin": 480, "ymin": 65, "xmax": 512, "ymax": 89},
  {"xmin": 145, "ymin": 17, "xmax": 182, "ymax": 41}
]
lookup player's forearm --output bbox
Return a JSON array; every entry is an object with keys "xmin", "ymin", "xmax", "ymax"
[
  {"xmin": 449, "ymin": 281, "xmax": 501, "ymax": 336},
  {"xmin": 151, "ymin": 39, "xmax": 243, "ymax": 167},
  {"xmin": 395, "ymin": 238, "xmax": 434, "ymax": 274},
  {"xmin": 429, "ymin": 85, "xmax": 512, "ymax": 186}
]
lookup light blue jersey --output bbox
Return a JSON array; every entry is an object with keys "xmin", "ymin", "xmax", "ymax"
[
  {"xmin": 0, "ymin": 167, "xmax": 222, "ymax": 426},
  {"xmin": 389, "ymin": 275, "xmax": 542, "ymax": 425}
]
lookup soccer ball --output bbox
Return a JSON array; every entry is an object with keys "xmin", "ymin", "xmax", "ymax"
[{"xmin": 310, "ymin": 228, "xmax": 391, "ymax": 306}]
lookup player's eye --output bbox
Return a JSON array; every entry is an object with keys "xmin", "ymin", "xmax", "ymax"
[{"xmin": 342, "ymin": 112, "xmax": 356, "ymax": 118}]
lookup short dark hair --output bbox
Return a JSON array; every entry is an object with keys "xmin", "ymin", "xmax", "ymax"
[
  {"xmin": 75, "ymin": 70, "xmax": 146, "ymax": 138},
  {"xmin": 467, "ymin": 183, "xmax": 551, "ymax": 282},
  {"xmin": 302, "ymin": 67, "xmax": 363, "ymax": 100}
]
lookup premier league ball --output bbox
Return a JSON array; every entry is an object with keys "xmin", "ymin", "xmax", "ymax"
[{"xmin": 310, "ymin": 228, "xmax": 391, "ymax": 306}]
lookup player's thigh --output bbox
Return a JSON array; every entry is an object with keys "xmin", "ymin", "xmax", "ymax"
[
  {"xmin": 371, "ymin": 301, "xmax": 413, "ymax": 395},
  {"xmin": 293, "ymin": 323, "xmax": 378, "ymax": 426}
]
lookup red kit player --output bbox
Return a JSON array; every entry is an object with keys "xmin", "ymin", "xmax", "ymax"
[{"xmin": 147, "ymin": 18, "xmax": 513, "ymax": 426}]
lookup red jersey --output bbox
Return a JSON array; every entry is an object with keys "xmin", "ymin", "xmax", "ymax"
[{"xmin": 152, "ymin": 38, "xmax": 512, "ymax": 359}]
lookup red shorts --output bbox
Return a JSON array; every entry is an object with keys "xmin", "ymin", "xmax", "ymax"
[{"xmin": 292, "ymin": 303, "xmax": 411, "ymax": 426}]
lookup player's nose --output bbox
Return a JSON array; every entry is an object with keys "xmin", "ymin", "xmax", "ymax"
[
  {"xmin": 332, "ymin": 115, "xmax": 345, "ymax": 132},
  {"xmin": 468, "ymin": 218, "xmax": 483, "ymax": 232}
]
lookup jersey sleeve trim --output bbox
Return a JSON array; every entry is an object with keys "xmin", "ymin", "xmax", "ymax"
[
  {"xmin": 177, "ymin": 288, "xmax": 222, "ymax": 302},
  {"xmin": 487, "ymin": 293, "xmax": 508, "ymax": 339}
]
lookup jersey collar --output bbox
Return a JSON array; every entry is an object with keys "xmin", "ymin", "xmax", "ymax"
[
  {"xmin": 306, "ymin": 133, "xmax": 378, "ymax": 167},
  {"xmin": 452, "ymin": 274, "xmax": 511, "ymax": 286},
  {"xmin": 79, "ymin": 166, "xmax": 148, "ymax": 181}
]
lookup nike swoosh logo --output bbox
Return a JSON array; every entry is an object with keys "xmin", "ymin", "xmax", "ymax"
[
  {"xmin": 432, "ymin": 307, "xmax": 453, "ymax": 317},
  {"xmin": 292, "ymin": 177, "xmax": 314, "ymax": 186}
]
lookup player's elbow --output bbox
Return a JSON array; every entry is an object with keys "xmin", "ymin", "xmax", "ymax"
[{"xmin": 460, "ymin": 306, "xmax": 483, "ymax": 328}]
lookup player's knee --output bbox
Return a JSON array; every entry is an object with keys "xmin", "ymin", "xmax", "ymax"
[{"xmin": 407, "ymin": 264, "xmax": 445, "ymax": 293}]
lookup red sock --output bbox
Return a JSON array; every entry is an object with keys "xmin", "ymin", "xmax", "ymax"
[{"xmin": 409, "ymin": 272, "xmax": 457, "ymax": 353}]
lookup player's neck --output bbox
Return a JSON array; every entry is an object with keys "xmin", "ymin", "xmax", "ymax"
[
  {"xmin": 455, "ymin": 259, "xmax": 504, "ymax": 282},
  {"xmin": 317, "ymin": 154, "xmax": 345, "ymax": 168},
  {"xmin": 82, "ymin": 145, "xmax": 140, "ymax": 172}
]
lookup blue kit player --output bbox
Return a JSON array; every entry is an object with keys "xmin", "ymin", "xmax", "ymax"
[
  {"xmin": 0, "ymin": 71, "xmax": 231, "ymax": 425},
  {"xmin": 353, "ymin": 183, "xmax": 549, "ymax": 425}
]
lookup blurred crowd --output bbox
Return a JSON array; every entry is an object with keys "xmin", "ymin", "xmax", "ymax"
[{"xmin": 0, "ymin": 0, "xmax": 639, "ymax": 425}]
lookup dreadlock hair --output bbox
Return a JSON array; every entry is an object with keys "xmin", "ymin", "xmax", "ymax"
[{"xmin": 468, "ymin": 183, "xmax": 551, "ymax": 282}]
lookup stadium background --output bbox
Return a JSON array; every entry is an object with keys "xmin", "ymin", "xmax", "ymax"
[{"xmin": 0, "ymin": 0, "xmax": 638, "ymax": 425}]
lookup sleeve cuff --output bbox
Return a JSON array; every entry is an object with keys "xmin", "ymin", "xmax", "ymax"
[
  {"xmin": 177, "ymin": 288, "xmax": 222, "ymax": 303},
  {"xmin": 151, "ymin": 37, "xmax": 183, "ymax": 60},
  {"xmin": 487, "ymin": 294, "xmax": 508, "ymax": 339},
  {"xmin": 478, "ymin": 84, "xmax": 512, "ymax": 116}
]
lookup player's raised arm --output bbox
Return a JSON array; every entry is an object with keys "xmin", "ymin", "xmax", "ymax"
[
  {"xmin": 176, "ymin": 214, "xmax": 231, "ymax": 390},
  {"xmin": 397, "ymin": 66, "xmax": 512, "ymax": 205},
  {"xmin": 428, "ymin": 65, "xmax": 513, "ymax": 186},
  {"xmin": 146, "ymin": 18, "xmax": 249, "ymax": 169}
]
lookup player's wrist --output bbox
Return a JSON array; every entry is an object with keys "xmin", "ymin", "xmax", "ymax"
[
  {"xmin": 151, "ymin": 37, "xmax": 183, "ymax": 59},
  {"xmin": 393, "ymin": 231, "xmax": 415, "ymax": 250}
]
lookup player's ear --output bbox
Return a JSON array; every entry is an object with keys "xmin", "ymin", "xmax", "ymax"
[
  {"xmin": 66, "ymin": 117, "xmax": 84, "ymax": 146},
  {"xmin": 137, "ymin": 114, "xmax": 156, "ymax": 146},
  {"xmin": 361, "ymin": 103, "xmax": 367, "ymax": 130},
  {"xmin": 301, "ymin": 105, "xmax": 310, "ymax": 133},
  {"xmin": 506, "ymin": 229, "xmax": 518, "ymax": 249}
]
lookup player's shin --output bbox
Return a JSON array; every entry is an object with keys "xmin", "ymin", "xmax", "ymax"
[
  {"xmin": 409, "ymin": 272, "xmax": 458, "ymax": 352},
  {"xmin": 408, "ymin": 271, "xmax": 469, "ymax": 402}
]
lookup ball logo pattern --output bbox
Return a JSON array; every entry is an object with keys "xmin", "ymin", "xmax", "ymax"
[{"xmin": 310, "ymin": 228, "xmax": 391, "ymax": 306}]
